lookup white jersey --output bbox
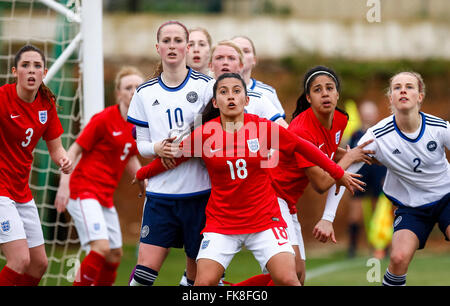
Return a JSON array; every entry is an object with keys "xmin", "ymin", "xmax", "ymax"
[
  {"xmin": 246, "ymin": 90, "xmax": 283, "ymax": 122},
  {"xmin": 248, "ymin": 78, "xmax": 285, "ymax": 118},
  {"xmin": 128, "ymin": 68, "xmax": 214, "ymax": 197},
  {"xmin": 358, "ymin": 112, "xmax": 450, "ymax": 208}
]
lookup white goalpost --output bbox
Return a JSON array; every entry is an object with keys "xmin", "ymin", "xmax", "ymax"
[{"xmin": 0, "ymin": 0, "xmax": 104, "ymax": 285}]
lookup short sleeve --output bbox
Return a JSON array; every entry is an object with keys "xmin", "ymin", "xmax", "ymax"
[
  {"xmin": 127, "ymin": 91, "xmax": 148, "ymax": 127},
  {"xmin": 442, "ymin": 121, "xmax": 450, "ymax": 150},
  {"xmin": 42, "ymin": 104, "xmax": 64, "ymax": 141},
  {"xmin": 75, "ymin": 113, "xmax": 104, "ymax": 151}
]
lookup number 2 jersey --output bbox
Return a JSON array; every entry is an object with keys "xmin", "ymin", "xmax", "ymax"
[
  {"xmin": 0, "ymin": 83, "xmax": 64, "ymax": 203},
  {"xmin": 357, "ymin": 112, "xmax": 450, "ymax": 208},
  {"xmin": 136, "ymin": 114, "xmax": 345, "ymax": 235},
  {"xmin": 69, "ymin": 104, "xmax": 138, "ymax": 208}
]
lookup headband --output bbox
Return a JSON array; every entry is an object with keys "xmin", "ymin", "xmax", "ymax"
[{"xmin": 305, "ymin": 71, "xmax": 338, "ymax": 91}]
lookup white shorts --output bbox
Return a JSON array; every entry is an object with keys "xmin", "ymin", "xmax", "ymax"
[
  {"xmin": 0, "ymin": 196, "xmax": 44, "ymax": 248},
  {"xmin": 67, "ymin": 198, "xmax": 122, "ymax": 250},
  {"xmin": 197, "ymin": 228, "xmax": 295, "ymax": 274},
  {"xmin": 278, "ymin": 197, "xmax": 306, "ymax": 260}
]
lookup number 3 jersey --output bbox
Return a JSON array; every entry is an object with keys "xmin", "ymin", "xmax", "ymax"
[
  {"xmin": 358, "ymin": 112, "xmax": 450, "ymax": 208},
  {"xmin": 127, "ymin": 68, "xmax": 215, "ymax": 197},
  {"xmin": 0, "ymin": 83, "xmax": 64, "ymax": 203},
  {"xmin": 69, "ymin": 104, "xmax": 138, "ymax": 208}
]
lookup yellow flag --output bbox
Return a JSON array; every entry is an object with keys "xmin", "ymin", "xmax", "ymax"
[
  {"xmin": 342, "ymin": 99, "xmax": 361, "ymax": 145},
  {"xmin": 368, "ymin": 193, "xmax": 393, "ymax": 250}
]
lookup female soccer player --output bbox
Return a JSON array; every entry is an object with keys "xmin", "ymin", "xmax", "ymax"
[
  {"xmin": 134, "ymin": 73, "xmax": 365, "ymax": 286},
  {"xmin": 187, "ymin": 27, "xmax": 212, "ymax": 75},
  {"xmin": 54, "ymin": 66, "xmax": 145, "ymax": 286},
  {"xmin": 323, "ymin": 71, "xmax": 450, "ymax": 286},
  {"xmin": 231, "ymin": 35, "xmax": 285, "ymax": 117},
  {"xmin": 0, "ymin": 44, "xmax": 73, "ymax": 286},
  {"xmin": 127, "ymin": 20, "xmax": 216, "ymax": 286},
  {"xmin": 209, "ymin": 40, "xmax": 288, "ymax": 127},
  {"xmin": 228, "ymin": 66, "xmax": 374, "ymax": 286}
]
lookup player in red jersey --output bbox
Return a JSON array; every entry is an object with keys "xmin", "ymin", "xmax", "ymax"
[
  {"xmin": 229, "ymin": 66, "xmax": 374, "ymax": 286},
  {"xmin": 0, "ymin": 45, "xmax": 73, "ymax": 286},
  {"xmin": 54, "ymin": 66, "xmax": 145, "ymax": 286},
  {"xmin": 134, "ymin": 73, "xmax": 365, "ymax": 286}
]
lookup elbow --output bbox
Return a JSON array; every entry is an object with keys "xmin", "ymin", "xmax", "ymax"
[
  {"xmin": 310, "ymin": 182, "xmax": 328, "ymax": 194},
  {"xmin": 315, "ymin": 186, "xmax": 328, "ymax": 195}
]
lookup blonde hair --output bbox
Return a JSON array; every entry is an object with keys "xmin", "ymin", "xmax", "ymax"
[
  {"xmin": 231, "ymin": 35, "xmax": 256, "ymax": 56},
  {"xmin": 114, "ymin": 66, "xmax": 144, "ymax": 90},
  {"xmin": 387, "ymin": 71, "xmax": 426, "ymax": 98},
  {"xmin": 209, "ymin": 40, "xmax": 244, "ymax": 65},
  {"xmin": 189, "ymin": 27, "xmax": 212, "ymax": 47}
]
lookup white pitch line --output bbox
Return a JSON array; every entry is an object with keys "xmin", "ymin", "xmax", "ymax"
[{"xmin": 305, "ymin": 259, "xmax": 365, "ymax": 281}]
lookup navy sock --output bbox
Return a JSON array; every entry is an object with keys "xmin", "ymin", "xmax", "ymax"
[
  {"xmin": 382, "ymin": 269, "xmax": 406, "ymax": 286},
  {"xmin": 130, "ymin": 265, "xmax": 158, "ymax": 286}
]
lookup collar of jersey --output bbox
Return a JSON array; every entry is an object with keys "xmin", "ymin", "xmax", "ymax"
[
  {"xmin": 249, "ymin": 78, "xmax": 257, "ymax": 90},
  {"xmin": 158, "ymin": 66, "xmax": 192, "ymax": 92},
  {"xmin": 393, "ymin": 112, "xmax": 426, "ymax": 143}
]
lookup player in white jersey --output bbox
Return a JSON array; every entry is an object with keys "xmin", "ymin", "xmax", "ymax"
[
  {"xmin": 208, "ymin": 40, "xmax": 288, "ymax": 128},
  {"xmin": 127, "ymin": 21, "xmax": 215, "ymax": 287},
  {"xmin": 231, "ymin": 35, "xmax": 286, "ymax": 118},
  {"xmin": 317, "ymin": 71, "xmax": 450, "ymax": 286}
]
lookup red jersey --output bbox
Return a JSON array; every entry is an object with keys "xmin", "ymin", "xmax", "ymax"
[
  {"xmin": 271, "ymin": 107, "xmax": 348, "ymax": 214},
  {"xmin": 69, "ymin": 104, "xmax": 138, "ymax": 208},
  {"xmin": 0, "ymin": 83, "xmax": 64, "ymax": 203},
  {"xmin": 137, "ymin": 113, "xmax": 344, "ymax": 235}
]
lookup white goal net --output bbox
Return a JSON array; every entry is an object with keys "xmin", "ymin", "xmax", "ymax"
[{"xmin": 0, "ymin": 0, "xmax": 103, "ymax": 285}]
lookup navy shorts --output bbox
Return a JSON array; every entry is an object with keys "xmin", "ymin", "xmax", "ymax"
[
  {"xmin": 392, "ymin": 193, "xmax": 450, "ymax": 249},
  {"xmin": 140, "ymin": 192, "xmax": 210, "ymax": 259}
]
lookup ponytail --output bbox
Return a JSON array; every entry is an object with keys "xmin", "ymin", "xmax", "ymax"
[
  {"xmin": 292, "ymin": 93, "xmax": 310, "ymax": 120},
  {"xmin": 39, "ymin": 83, "xmax": 57, "ymax": 106}
]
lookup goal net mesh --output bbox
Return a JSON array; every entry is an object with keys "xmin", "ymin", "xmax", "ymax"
[{"xmin": 0, "ymin": 0, "xmax": 84, "ymax": 285}]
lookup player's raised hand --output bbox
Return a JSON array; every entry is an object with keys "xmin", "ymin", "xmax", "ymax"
[
  {"xmin": 154, "ymin": 136, "xmax": 177, "ymax": 158},
  {"xmin": 335, "ymin": 171, "xmax": 365, "ymax": 195}
]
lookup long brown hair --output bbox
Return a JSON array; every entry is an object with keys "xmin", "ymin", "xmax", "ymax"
[
  {"xmin": 151, "ymin": 20, "xmax": 190, "ymax": 79},
  {"xmin": 14, "ymin": 44, "xmax": 56, "ymax": 105}
]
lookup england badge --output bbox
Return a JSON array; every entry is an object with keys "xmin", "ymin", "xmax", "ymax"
[
  {"xmin": 39, "ymin": 110, "xmax": 48, "ymax": 124},
  {"xmin": 335, "ymin": 130, "xmax": 341, "ymax": 144},
  {"xmin": 1, "ymin": 220, "xmax": 11, "ymax": 233},
  {"xmin": 247, "ymin": 138, "xmax": 260, "ymax": 153}
]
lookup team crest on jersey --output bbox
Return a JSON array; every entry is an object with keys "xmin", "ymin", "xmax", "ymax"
[
  {"xmin": 427, "ymin": 141, "xmax": 437, "ymax": 152},
  {"xmin": 247, "ymin": 138, "xmax": 260, "ymax": 153},
  {"xmin": 1, "ymin": 220, "xmax": 11, "ymax": 233},
  {"xmin": 38, "ymin": 110, "xmax": 47, "ymax": 124},
  {"xmin": 186, "ymin": 91, "xmax": 198, "ymax": 103},
  {"xmin": 335, "ymin": 131, "xmax": 341, "ymax": 144}
]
